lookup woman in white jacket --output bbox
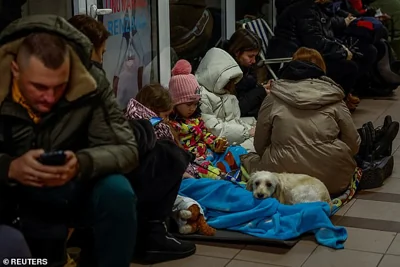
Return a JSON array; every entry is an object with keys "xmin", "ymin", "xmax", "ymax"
[{"xmin": 195, "ymin": 47, "xmax": 257, "ymax": 151}]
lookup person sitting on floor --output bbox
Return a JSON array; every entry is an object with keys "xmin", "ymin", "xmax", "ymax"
[
  {"xmin": 169, "ymin": 60, "xmax": 246, "ymax": 177},
  {"xmin": 241, "ymin": 47, "xmax": 361, "ymax": 196},
  {"xmin": 195, "ymin": 47, "xmax": 257, "ymax": 151}
]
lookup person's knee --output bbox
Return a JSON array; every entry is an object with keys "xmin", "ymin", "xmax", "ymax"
[
  {"xmin": 363, "ymin": 45, "xmax": 378, "ymax": 65},
  {"xmin": 93, "ymin": 174, "xmax": 137, "ymax": 218},
  {"xmin": 0, "ymin": 225, "xmax": 31, "ymax": 258}
]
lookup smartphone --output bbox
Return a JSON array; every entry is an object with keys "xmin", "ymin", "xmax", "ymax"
[
  {"xmin": 39, "ymin": 151, "xmax": 66, "ymax": 166},
  {"xmin": 149, "ymin": 117, "xmax": 163, "ymax": 126}
]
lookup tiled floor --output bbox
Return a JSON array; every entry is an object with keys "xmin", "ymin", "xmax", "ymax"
[{"xmin": 132, "ymin": 95, "xmax": 400, "ymax": 267}]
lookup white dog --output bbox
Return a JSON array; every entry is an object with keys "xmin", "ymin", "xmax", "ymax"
[{"xmin": 246, "ymin": 171, "xmax": 331, "ymax": 208}]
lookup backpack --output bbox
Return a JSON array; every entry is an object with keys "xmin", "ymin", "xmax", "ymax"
[{"xmin": 345, "ymin": 17, "xmax": 388, "ymax": 44}]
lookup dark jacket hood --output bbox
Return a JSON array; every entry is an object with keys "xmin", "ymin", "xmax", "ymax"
[{"xmin": 279, "ymin": 60, "xmax": 326, "ymax": 81}]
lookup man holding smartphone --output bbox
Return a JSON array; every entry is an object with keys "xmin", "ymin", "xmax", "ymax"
[{"xmin": 0, "ymin": 15, "xmax": 139, "ymax": 267}]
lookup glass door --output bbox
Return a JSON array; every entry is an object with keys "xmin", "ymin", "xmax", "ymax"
[{"xmin": 75, "ymin": 0, "xmax": 161, "ymax": 109}]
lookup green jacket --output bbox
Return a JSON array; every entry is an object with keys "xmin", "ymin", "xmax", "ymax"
[{"xmin": 0, "ymin": 15, "xmax": 139, "ymax": 184}]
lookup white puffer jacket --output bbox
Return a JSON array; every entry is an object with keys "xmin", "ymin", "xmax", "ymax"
[{"xmin": 195, "ymin": 48, "xmax": 256, "ymax": 151}]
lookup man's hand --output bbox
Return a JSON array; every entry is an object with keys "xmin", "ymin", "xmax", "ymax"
[
  {"xmin": 249, "ymin": 126, "xmax": 256, "ymax": 137},
  {"xmin": 8, "ymin": 149, "xmax": 61, "ymax": 187},
  {"xmin": 262, "ymin": 80, "xmax": 272, "ymax": 94},
  {"xmin": 345, "ymin": 14, "xmax": 356, "ymax": 26},
  {"xmin": 41, "ymin": 151, "xmax": 79, "ymax": 187},
  {"xmin": 342, "ymin": 45, "xmax": 353, "ymax": 60},
  {"xmin": 377, "ymin": 13, "xmax": 391, "ymax": 22}
]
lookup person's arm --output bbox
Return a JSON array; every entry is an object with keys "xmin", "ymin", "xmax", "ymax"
[
  {"xmin": 238, "ymin": 86, "xmax": 267, "ymax": 117},
  {"xmin": 297, "ymin": 9, "xmax": 348, "ymax": 60},
  {"xmin": 197, "ymin": 118, "xmax": 218, "ymax": 150},
  {"xmin": 254, "ymin": 96, "xmax": 274, "ymax": 156},
  {"xmin": 200, "ymin": 95, "xmax": 251, "ymax": 144},
  {"xmin": 330, "ymin": 16, "xmax": 347, "ymax": 36},
  {"xmin": 76, "ymin": 68, "xmax": 139, "ymax": 180},
  {"xmin": 336, "ymin": 101, "xmax": 361, "ymax": 155}
]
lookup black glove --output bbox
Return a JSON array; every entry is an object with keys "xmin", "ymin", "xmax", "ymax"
[{"xmin": 128, "ymin": 119, "xmax": 157, "ymax": 157}]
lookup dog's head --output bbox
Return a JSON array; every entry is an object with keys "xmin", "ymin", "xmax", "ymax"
[{"xmin": 246, "ymin": 171, "xmax": 279, "ymax": 199}]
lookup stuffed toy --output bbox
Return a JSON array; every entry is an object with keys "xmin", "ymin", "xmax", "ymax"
[{"xmin": 172, "ymin": 195, "xmax": 216, "ymax": 236}]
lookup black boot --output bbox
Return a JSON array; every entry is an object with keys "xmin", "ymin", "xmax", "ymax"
[
  {"xmin": 134, "ymin": 220, "xmax": 196, "ymax": 264},
  {"xmin": 365, "ymin": 122, "xmax": 376, "ymax": 144},
  {"xmin": 373, "ymin": 121, "xmax": 399, "ymax": 158},
  {"xmin": 375, "ymin": 115, "xmax": 392, "ymax": 141},
  {"xmin": 358, "ymin": 125, "xmax": 374, "ymax": 161},
  {"xmin": 357, "ymin": 127, "xmax": 367, "ymax": 162}
]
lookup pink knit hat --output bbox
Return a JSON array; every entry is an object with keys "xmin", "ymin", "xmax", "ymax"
[{"xmin": 169, "ymin": 59, "xmax": 201, "ymax": 106}]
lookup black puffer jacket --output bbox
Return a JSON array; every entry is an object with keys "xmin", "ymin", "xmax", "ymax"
[
  {"xmin": 236, "ymin": 67, "xmax": 266, "ymax": 119},
  {"xmin": 267, "ymin": 0, "xmax": 348, "ymax": 60}
]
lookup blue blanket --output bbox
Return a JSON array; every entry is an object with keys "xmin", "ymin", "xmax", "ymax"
[{"xmin": 179, "ymin": 178, "xmax": 347, "ymax": 249}]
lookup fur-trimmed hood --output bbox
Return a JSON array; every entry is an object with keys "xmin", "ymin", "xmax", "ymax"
[{"xmin": 0, "ymin": 14, "xmax": 97, "ymax": 105}]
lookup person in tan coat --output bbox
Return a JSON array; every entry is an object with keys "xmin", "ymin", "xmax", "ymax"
[{"xmin": 241, "ymin": 47, "xmax": 361, "ymax": 195}]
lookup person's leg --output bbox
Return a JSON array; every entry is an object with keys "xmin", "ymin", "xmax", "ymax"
[
  {"xmin": 130, "ymin": 140, "xmax": 196, "ymax": 264},
  {"xmin": 0, "ymin": 225, "xmax": 31, "ymax": 260},
  {"xmin": 84, "ymin": 174, "xmax": 137, "ymax": 267},
  {"xmin": 354, "ymin": 43, "xmax": 378, "ymax": 75}
]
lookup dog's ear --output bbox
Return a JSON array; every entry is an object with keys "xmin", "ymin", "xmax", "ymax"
[
  {"xmin": 271, "ymin": 175, "xmax": 285, "ymax": 203},
  {"xmin": 246, "ymin": 175, "xmax": 254, "ymax": 191}
]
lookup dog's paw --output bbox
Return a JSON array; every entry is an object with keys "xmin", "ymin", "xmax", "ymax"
[{"xmin": 179, "ymin": 210, "xmax": 192, "ymax": 219}]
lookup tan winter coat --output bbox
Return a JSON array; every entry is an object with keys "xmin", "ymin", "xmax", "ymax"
[{"xmin": 241, "ymin": 76, "xmax": 360, "ymax": 195}]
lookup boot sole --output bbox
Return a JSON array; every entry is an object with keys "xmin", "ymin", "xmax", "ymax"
[
  {"xmin": 359, "ymin": 166, "xmax": 384, "ymax": 190},
  {"xmin": 141, "ymin": 246, "xmax": 196, "ymax": 264}
]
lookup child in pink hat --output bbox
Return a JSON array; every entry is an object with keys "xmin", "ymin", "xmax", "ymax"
[{"xmin": 169, "ymin": 60, "xmax": 233, "ymax": 177}]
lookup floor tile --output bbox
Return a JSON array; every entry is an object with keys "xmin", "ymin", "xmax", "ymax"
[
  {"xmin": 337, "ymin": 216, "xmax": 400, "ymax": 233},
  {"xmin": 365, "ymin": 177, "xmax": 400, "ymax": 194},
  {"xmin": 387, "ymin": 234, "xmax": 400, "ymax": 255},
  {"xmin": 302, "ymin": 246, "xmax": 383, "ymax": 267},
  {"xmin": 378, "ymin": 255, "xmax": 400, "ymax": 267},
  {"xmin": 234, "ymin": 241, "xmax": 317, "ymax": 267},
  {"xmin": 357, "ymin": 192, "xmax": 400, "ymax": 204},
  {"xmin": 226, "ymin": 260, "xmax": 282, "ymax": 267},
  {"xmin": 344, "ymin": 227, "xmax": 395, "ymax": 253},
  {"xmin": 335, "ymin": 198, "xmax": 356, "ymax": 216},
  {"xmin": 391, "ymin": 161, "xmax": 400, "ymax": 179},
  {"xmin": 195, "ymin": 244, "xmax": 242, "ymax": 259},
  {"xmin": 345, "ymin": 199, "xmax": 400, "ymax": 222},
  {"xmin": 392, "ymin": 138, "xmax": 400, "ymax": 153},
  {"xmin": 152, "ymin": 255, "xmax": 229, "ymax": 267}
]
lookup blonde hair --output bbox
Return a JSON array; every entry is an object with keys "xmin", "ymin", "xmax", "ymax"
[{"xmin": 293, "ymin": 47, "xmax": 327, "ymax": 73}]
